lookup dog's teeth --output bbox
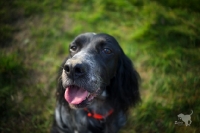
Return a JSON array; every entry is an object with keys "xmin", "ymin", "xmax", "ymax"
[{"xmin": 87, "ymin": 93, "xmax": 90, "ymax": 98}]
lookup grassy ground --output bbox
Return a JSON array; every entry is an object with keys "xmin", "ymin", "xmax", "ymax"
[{"xmin": 0, "ymin": 0, "xmax": 200, "ymax": 133}]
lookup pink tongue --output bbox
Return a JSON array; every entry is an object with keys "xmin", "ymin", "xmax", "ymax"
[{"xmin": 64, "ymin": 86, "xmax": 88, "ymax": 104}]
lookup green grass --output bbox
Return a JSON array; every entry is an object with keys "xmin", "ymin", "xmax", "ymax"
[{"xmin": 0, "ymin": 0, "xmax": 200, "ymax": 132}]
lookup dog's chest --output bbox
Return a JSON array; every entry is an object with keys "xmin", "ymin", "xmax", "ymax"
[{"xmin": 72, "ymin": 109, "xmax": 108, "ymax": 133}]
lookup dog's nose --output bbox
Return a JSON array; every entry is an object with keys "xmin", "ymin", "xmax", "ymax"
[{"xmin": 64, "ymin": 62, "xmax": 86, "ymax": 79}]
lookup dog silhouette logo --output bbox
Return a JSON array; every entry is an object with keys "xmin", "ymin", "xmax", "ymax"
[{"xmin": 175, "ymin": 110, "xmax": 193, "ymax": 126}]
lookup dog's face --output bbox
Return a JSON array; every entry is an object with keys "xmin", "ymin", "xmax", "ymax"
[
  {"xmin": 62, "ymin": 33, "xmax": 122, "ymax": 108},
  {"xmin": 178, "ymin": 114, "xmax": 183, "ymax": 120}
]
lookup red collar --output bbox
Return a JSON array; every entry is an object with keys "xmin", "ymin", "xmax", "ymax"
[{"xmin": 84, "ymin": 108, "xmax": 114, "ymax": 120}]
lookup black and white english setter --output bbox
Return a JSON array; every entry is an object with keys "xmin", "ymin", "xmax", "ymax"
[{"xmin": 51, "ymin": 33, "xmax": 140, "ymax": 133}]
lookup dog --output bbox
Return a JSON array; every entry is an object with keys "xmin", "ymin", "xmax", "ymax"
[
  {"xmin": 177, "ymin": 110, "xmax": 193, "ymax": 126},
  {"xmin": 51, "ymin": 33, "xmax": 140, "ymax": 133}
]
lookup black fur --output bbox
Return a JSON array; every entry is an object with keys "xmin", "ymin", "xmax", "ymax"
[{"xmin": 51, "ymin": 33, "xmax": 140, "ymax": 133}]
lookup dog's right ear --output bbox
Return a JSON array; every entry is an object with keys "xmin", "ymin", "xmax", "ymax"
[{"xmin": 108, "ymin": 53, "xmax": 141, "ymax": 111}]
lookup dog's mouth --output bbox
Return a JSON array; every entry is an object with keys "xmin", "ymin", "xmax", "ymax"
[{"xmin": 64, "ymin": 85, "xmax": 99, "ymax": 108}]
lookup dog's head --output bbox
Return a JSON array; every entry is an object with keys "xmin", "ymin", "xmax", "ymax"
[
  {"xmin": 178, "ymin": 113, "xmax": 184, "ymax": 119},
  {"xmin": 58, "ymin": 33, "xmax": 140, "ymax": 109},
  {"xmin": 61, "ymin": 33, "xmax": 121, "ymax": 108}
]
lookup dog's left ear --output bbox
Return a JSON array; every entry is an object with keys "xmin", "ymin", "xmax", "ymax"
[{"xmin": 108, "ymin": 53, "xmax": 141, "ymax": 111}]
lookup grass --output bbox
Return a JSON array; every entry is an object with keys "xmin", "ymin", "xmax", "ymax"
[{"xmin": 0, "ymin": 0, "xmax": 200, "ymax": 132}]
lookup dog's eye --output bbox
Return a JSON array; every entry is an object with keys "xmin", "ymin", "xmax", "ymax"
[
  {"xmin": 70, "ymin": 46, "xmax": 77, "ymax": 51},
  {"xmin": 102, "ymin": 48, "xmax": 112, "ymax": 54}
]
